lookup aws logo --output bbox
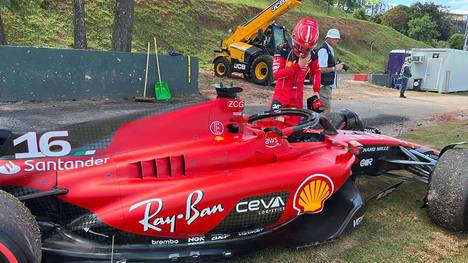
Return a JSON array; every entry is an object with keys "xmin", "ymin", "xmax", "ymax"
[{"xmin": 293, "ymin": 174, "xmax": 334, "ymax": 215}]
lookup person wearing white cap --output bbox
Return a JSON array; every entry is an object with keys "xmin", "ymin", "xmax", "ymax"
[{"xmin": 317, "ymin": 28, "xmax": 345, "ymax": 112}]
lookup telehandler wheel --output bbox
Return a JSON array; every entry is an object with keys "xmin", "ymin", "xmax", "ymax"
[
  {"xmin": 427, "ymin": 148, "xmax": 468, "ymax": 231},
  {"xmin": 250, "ymin": 55, "xmax": 273, "ymax": 86},
  {"xmin": 214, "ymin": 57, "xmax": 231, "ymax": 78},
  {"xmin": 0, "ymin": 190, "xmax": 42, "ymax": 262}
]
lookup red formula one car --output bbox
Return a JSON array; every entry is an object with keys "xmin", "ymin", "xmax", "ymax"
[{"xmin": 0, "ymin": 85, "xmax": 466, "ymax": 263}]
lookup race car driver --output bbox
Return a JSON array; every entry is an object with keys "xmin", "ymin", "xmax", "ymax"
[{"xmin": 271, "ymin": 18, "xmax": 321, "ymax": 111}]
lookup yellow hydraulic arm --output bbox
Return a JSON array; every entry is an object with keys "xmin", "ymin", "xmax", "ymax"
[{"xmin": 221, "ymin": 0, "xmax": 302, "ymax": 50}]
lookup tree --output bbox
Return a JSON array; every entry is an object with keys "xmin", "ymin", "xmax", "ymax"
[
  {"xmin": 0, "ymin": 10, "xmax": 5, "ymax": 45},
  {"xmin": 72, "ymin": 0, "xmax": 87, "ymax": 49},
  {"xmin": 353, "ymin": 7, "xmax": 366, "ymax": 20},
  {"xmin": 448, "ymin": 33, "xmax": 465, "ymax": 50},
  {"xmin": 370, "ymin": 13, "xmax": 382, "ymax": 24},
  {"xmin": 409, "ymin": 2, "xmax": 455, "ymax": 41},
  {"xmin": 381, "ymin": 5, "xmax": 410, "ymax": 34},
  {"xmin": 407, "ymin": 15, "xmax": 438, "ymax": 43},
  {"xmin": 111, "ymin": 0, "xmax": 135, "ymax": 52}
]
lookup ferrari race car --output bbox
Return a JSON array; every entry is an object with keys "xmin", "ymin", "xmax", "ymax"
[{"xmin": 0, "ymin": 85, "xmax": 466, "ymax": 263}]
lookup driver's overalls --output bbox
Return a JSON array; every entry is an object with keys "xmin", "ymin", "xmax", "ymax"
[{"xmin": 271, "ymin": 42, "xmax": 321, "ymax": 124}]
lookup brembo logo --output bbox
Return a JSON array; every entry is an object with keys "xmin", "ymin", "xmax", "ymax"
[
  {"xmin": 0, "ymin": 161, "xmax": 21, "ymax": 175},
  {"xmin": 272, "ymin": 0, "xmax": 286, "ymax": 12},
  {"xmin": 236, "ymin": 196, "xmax": 285, "ymax": 215}
]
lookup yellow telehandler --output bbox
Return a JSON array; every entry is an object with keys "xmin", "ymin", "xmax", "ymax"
[{"xmin": 213, "ymin": 0, "xmax": 302, "ymax": 86}]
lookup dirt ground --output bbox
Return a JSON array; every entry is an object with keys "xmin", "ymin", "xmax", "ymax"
[{"xmin": 1, "ymin": 70, "xmax": 467, "ymax": 138}]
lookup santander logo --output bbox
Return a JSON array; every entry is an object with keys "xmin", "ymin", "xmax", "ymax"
[{"xmin": 0, "ymin": 161, "xmax": 21, "ymax": 175}]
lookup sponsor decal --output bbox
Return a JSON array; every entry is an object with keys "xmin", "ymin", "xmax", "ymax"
[
  {"xmin": 187, "ymin": 236, "xmax": 205, "ymax": 246},
  {"xmin": 271, "ymin": 103, "xmax": 281, "ymax": 110},
  {"xmin": 0, "ymin": 161, "xmax": 21, "ymax": 175},
  {"xmin": 238, "ymin": 228, "xmax": 264, "ymax": 237},
  {"xmin": 359, "ymin": 158, "xmax": 374, "ymax": 167},
  {"xmin": 361, "ymin": 146, "xmax": 389, "ymax": 153},
  {"xmin": 227, "ymin": 100, "xmax": 245, "ymax": 109},
  {"xmin": 210, "ymin": 233, "xmax": 230, "ymax": 241},
  {"xmin": 129, "ymin": 190, "xmax": 224, "ymax": 233},
  {"xmin": 0, "ymin": 158, "xmax": 110, "ymax": 175},
  {"xmin": 272, "ymin": 62, "xmax": 280, "ymax": 72},
  {"xmin": 24, "ymin": 157, "xmax": 110, "ymax": 172},
  {"xmin": 233, "ymin": 63, "xmax": 246, "ymax": 70},
  {"xmin": 209, "ymin": 121, "xmax": 224, "ymax": 136},
  {"xmin": 151, "ymin": 239, "xmax": 179, "ymax": 246},
  {"xmin": 265, "ymin": 132, "xmax": 282, "ymax": 149},
  {"xmin": 272, "ymin": 0, "xmax": 286, "ymax": 12},
  {"xmin": 353, "ymin": 215, "xmax": 364, "ymax": 228},
  {"xmin": 293, "ymin": 174, "xmax": 334, "ymax": 215},
  {"xmin": 236, "ymin": 196, "xmax": 285, "ymax": 215}
]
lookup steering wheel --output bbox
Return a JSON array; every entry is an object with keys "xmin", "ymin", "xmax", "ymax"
[{"xmin": 247, "ymin": 109, "xmax": 321, "ymax": 137}]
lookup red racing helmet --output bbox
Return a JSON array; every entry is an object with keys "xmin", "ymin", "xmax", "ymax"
[{"xmin": 291, "ymin": 18, "xmax": 319, "ymax": 58}]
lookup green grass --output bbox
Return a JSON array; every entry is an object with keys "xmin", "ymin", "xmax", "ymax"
[
  {"xmin": 233, "ymin": 122, "xmax": 468, "ymax": 263},
  {"xmin": 399, "ymin": 122, "xmax": 468, "ymax": 149},
  {"xmin": 1, "ymin": 0, "xmax": 429, "ymax": 72}
]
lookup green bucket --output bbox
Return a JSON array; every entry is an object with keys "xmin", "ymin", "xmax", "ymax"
[{"xmin": 155, "ymin": 81, "xmax": 172, "ymax": 100}]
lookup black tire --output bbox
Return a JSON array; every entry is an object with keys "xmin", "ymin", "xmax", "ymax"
[
  {"xmin": 427, "ymin": 148, "xmax": 468, "ymax": 231},
  {"xmin": 0, "ymin": 190, "xmax": 41, "ymax": 262},
  {"xmin": 213, "ymin": 57, "xmax": 231, "ymax": 78},
  {"xmin": 249, "ymin": 55, "xmax": 273, "ymax": 86}
]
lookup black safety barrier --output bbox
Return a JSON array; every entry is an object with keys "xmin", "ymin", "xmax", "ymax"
[{"xmin": 0, "ymin": 46, "xmax": 198, "ymax": 101}]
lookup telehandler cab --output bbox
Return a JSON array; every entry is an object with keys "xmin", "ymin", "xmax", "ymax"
[{"xmin": 213, "ymin": 0, "xmax": 302, "ymax": 86}]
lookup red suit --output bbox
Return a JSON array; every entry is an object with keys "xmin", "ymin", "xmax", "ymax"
[{"xmin": 271, "ymin": 43, "xmax": 321, "ymax": 110}]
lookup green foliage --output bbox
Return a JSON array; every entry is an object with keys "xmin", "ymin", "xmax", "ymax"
[
  {"xmin": 381, "ymin": 5, "xmax": 410, "ymax": 34},
  {"xmin": 0, "ymin": 0, "xmax": 37, "ymax": 11},
  {"xmin": 352, "ymin": 7, "xmax": 366, "ymax": 20},
  {"xmin": 408, "ymin": 2, "xmax": 455, "ymax": 41},
  {"xmin": 1, "ymin": 0, "xmax": 430, "ymax": 72},
  {"xmin": 407, "ymin": 15, "xmax": 439, "ymax": 44},
  {"xmin": 448, "ymin": 34, "xmax": 465, "ymax": 50},
  {"xmin": 370, "ymin": 13, "xmax": 382, "ymax": 24}
]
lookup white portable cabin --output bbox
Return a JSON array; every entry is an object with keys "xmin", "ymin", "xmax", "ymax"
[{"xmin": 409, "ymin": 48, "xmax": 468, "ymax": 93}]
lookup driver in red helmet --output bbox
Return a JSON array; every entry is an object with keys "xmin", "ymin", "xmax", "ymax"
[{"xmin": 271, "ymin": 18, "xmax": 321, "ymax": 112}]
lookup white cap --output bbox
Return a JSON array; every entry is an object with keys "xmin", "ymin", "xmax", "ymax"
[{"xmin": 325, "ymin": 29, "xmax": 341, "ymax": 39}]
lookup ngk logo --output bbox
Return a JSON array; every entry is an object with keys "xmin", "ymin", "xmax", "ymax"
[{"xmin": 360, "ymin": 158, "xmax": 374, "ymax": 167}]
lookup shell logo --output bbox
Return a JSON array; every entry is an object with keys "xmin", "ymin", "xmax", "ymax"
[{"xmin": 293, "ymin": 174, "xmax": 334, "ymax": 215}]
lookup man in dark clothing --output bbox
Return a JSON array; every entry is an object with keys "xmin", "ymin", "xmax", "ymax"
[
  {"xmin": 317, "ymin": 29, "xmax": 345, "ymax": 112},
  {"xmin": 398, "ymin": 57, "xmax": 412, "ymax": 98}
]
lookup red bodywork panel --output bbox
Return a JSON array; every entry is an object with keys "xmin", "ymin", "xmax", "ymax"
[{"xmin": 0, "ymin": 97, "xmax": 422, "ymax": 239}]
